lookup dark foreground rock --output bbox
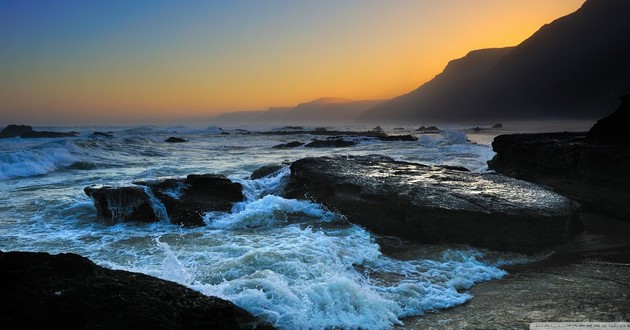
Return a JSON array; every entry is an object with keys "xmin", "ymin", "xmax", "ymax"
[
  {"xmin": 85, "ymin": 174, "xmax": 244, "ymax": 226},
  {"xmin": 402, "ymin": 212, "xmax": 630, "ymax": 329},
  {"xmin": 0, "ymin": 250, "xmax": 272, "ymax": 330},
  {"xmin": 284, "ymin": 155, "xmax": 581, "ymax": 253},
  {"xmin": 586, "ymin": 94, "xmax": 630, "ymax": 145},
  {"xmin": 488, "ymin": 132, "xmax": 630, "ymax": 220},
  {"xmin": 0, "ymin": 124, "xmax": 78, "ymax": 138}
]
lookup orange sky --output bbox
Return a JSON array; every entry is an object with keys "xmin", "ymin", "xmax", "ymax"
[{"xmin": 0, "ymin": 0, "xmax": 585, "ymax": 125}]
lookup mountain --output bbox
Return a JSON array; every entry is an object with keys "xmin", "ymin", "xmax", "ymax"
[
  {"xmin": 211, "ymin": 98, "xmax": 382, "ymax": 124},
  {"xmin": 361, "ymin": 0, "xmax": 630, "ymax": 122}
]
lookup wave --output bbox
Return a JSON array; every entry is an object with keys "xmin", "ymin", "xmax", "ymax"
[{"xmin": 0, "ymin": 140, "xmax": 84, "ymax": 180}]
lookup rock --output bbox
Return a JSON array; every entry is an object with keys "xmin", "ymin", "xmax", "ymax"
[
  {"xmin": 250, "ymin": 165, "xmax": 284, "ymax": 180},
  {"xmin": 492, "ymin": 123, "xmax": 503, "ymax": 129},
  {"xmin": 85, "ymin": 174, "xmax": 244, "ymax": 226},
  {"xmin": 284, "ymin": 155, "xmax": 581, "ymax": 253},
  {"xmin": 314, "ymin": 127, "xmax": 327, "ymax": 132},
  {"xmin": 0, "ymin": 125, "xmax": 79, "ymax": 138},
  {"xmin": 165, "ymin": 136, "xmax": 187, "ymax": 143},
  {"xmin": 272, "ymin": 141, "xmax": 304, "ymax": 149},
  {"xmin": 84, "ymin": 186, "xmax": 158, "ymax": 223},
  {"xmin": 304, "ymin": 139, "xmax": 356, "ymax": 148},
  {"xmin": 376, "ymin": 134, "xmax": 418, "ymax": 141},
  {"xmin": 416, "ymin": 126, "xmax": 441, "ymax": 133},
  {"xmin": 21, "ymin": 130, "xmax": 79, "ymax": 138},
  {"xmin": 586, "ymin": 94, "xmax": 630, "ymax": 145},
  {"xmin": 0, "ymin": 124, "xmax": 33, "ymax": 138},
  {"xmin": 488, "ymin": 132, "xmax": 630, "ymax": 220},
  {"xmin": 0, "ymin": 250, "xmax": 272, "ymax": 329},
  {"xmin": 371, "ymin": 126, "xmax": 384, "ymax": 133}
]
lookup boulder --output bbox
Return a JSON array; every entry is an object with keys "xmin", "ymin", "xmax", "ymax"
[
  {"xmin": 250, "ymin": 165, "xmax": 284, "ymax": 180},
  {"xmin": 85, "ymin": 174, "xmax": 244, "ymax": 226},
  {"xmin": 0, "ymin": 125, "xmax": 78, "ymax": 138},
  {"xmin": 488, "ymin": 132, "xmax": 630, "ymax": 220},
  {"xmin": 304, "ymin": 139, "xmax": 356, "ymax": 148},
  {"xmin": 0, "ymin": 125, "xmax": 33, "ymax": 138},
  {"xmin": 165, "ymin": 136, "xmax": 187, "ymax": 143},
  {"xmin": 0, "ymin": 250, "xmax": 272, "ymax": 329},
  {"xmin": 272, "ymin": 141, "xmax": 304, "ymax": 149},
  {"xmin": 84, "ymin": 186, "xmax": 158, "ymax": 223},
  {"xmin": 284, "ymin": 155, "xmax": 581, "ymax": 253}
]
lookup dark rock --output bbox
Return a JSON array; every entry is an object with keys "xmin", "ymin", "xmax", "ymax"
[
  {"xmin": 85, "ymin": 175, "xmax": 244, "ymax": 226},
  {"xmin": 491, "ymin": 123, "xmax": 503, "ymax": 129},
  {"xmin": 488, "ymin": 132, "xmax": 630, "ymax": 220},
  {"xmin": 371, "ymin": 126, "xmax": 384, "ymax": 133},
  {"xmin": 314, "ymin": 127, "xmax": 327, "ymax": 132},
  {"xmin": 0, "ymin": 250, "xmax": 272, "ymax": 330},
  {"xmin": 284, "ymin": 155, "xmax": 581, "ymax": 253},
  {"xmin": 586, "ymin": 94, "xmax": 630, "ymax": 145},
  {"xmin": 21, "ymin": 131, "xmax": 79, "ymax": 138},
  {"xmin": 272, "ymin": 141, "xmax": 304, "ymax": 149},
  {"xmin": 84, "ymin": 186, "xmax": 158, "ymax": 223},
  {"xmin": 280, "ymin": 126, "xmax": 304, "ymax": 130},
  {"xmin": 0, "ymin": 124, "xmax": 33, "ymax": 138},
  {"xmin": 304, "ymin": 139, "xmax": 356, "ymax": 148},
  {"xmin": 165, "ymin": 136, "xmax": 187, "ymax": 143},
  {"xmin": 221, "ymin": 131, "xmax": 230, "ymax": 135},
  {"xmin": 89, "ymin": 131, "xmax": 114, "ymax": 138},
  {"xmin": 416, "ymin": 126, "xmax": 441, "ymax": 133},
  {"xmin": 377, "ymin": 135, "xmax": 418, "ymax": 142},
  {"xmin": 250, "ymin": 165, "xmax": 284, "ymax": 180},
  {"xmin": 136, "ymin": 174, "xmax": 244, "ymax": 227},
  {"xmin": 1, "ymin": 126, "xmax": 80, "ymax": 138}
]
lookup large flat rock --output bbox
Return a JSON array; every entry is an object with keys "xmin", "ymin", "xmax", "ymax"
[
  {"xmin": 284, "ymin": 155, "xmax": 582, "ymax": 253},
  {"xmin": 488, "ymin": 133, "xmax": 630, "ymax": 220}
]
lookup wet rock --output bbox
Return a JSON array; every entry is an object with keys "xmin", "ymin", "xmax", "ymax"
[
  {"xmin": 492, "ymin": 123, "xmax": 503, "ymax": 129},
  {"xmin": 85, "ymin": 175, "xmax": 244, "ymax": 226},
  {"xmin": 165, "ymin": 136, "xmax": 187, "ymax": 143},
  {"xmin": 304, "ymin": 139, "xmax": 356, "ymax": 148},
  {"xmin": 250, "ymin": 165, "xmax": 284, "ymax": 180},
  {"xmin": 0, "ymin": 125, "xmax": 79, "ymax": 138},
  {"xmin": 0, "ymin": 250, "xmax": 272, "ymax": 330},
  {"xmin": 488, "ymin": 132, "xmax": 630, "ymax": 220},
  {"xmin": 84, "ymin": 186, "xmax": 158, "ymax": 223},
  {"xmin": 0, "ymin": 125, "xmax": 33, "ymax": 138},
  {"xmin": 376, "ymin": 134, "xmax": 418, "ymax": 141},
  {"xmin": 285, "ymin": 155, "xmax": 581, "ymax": 253},
  {"xmin": 272, "ymin": 141, "xmax": 304, "ymax": 149}
]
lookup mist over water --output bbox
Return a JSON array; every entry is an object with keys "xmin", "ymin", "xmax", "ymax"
[{"xmin": 0, "ymin": 123, "xmax": 576, "ymax": 329}]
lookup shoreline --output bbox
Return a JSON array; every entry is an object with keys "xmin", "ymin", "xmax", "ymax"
[{"xmin": 401, "ymin": 212, "xmax": 630, "ymax": 329}]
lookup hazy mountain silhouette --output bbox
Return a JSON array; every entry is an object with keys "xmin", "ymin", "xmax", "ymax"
[
  {"xmin": 361, "ymin": 0, "xmax": 630, "ymax": 122},
  {"xmin": 212, "ymin": 98, "xmax": 382, "ymax": 124}
]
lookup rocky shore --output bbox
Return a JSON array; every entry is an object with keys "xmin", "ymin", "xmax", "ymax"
[
  {"xmin": 488, "ymin": 95, "xmax": 630, "ymax": 220},
  {"xmin": 0, "ymin": 250, "xmax": 272, "ymax": 329}
]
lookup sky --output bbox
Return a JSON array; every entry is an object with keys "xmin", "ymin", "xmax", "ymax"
[{"xmin": 0, "ymin": 0, "xmax": 584, "ymax": 125}]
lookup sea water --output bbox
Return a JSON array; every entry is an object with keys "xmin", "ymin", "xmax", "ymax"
[{"xmin": 0, "ymin": 123, "xmax": 584, "ymax": 329}]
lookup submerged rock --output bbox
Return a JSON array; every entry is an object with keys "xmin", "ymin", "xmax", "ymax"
[
  {"xmin": 85, "ymin": 174, "xmax": 244, "ymax": 226},
  {"xmin": 165, "ymin": 136, "xmax": 187, "ymax": 143},
  {"xmin": 0, "ymin": 250, "xmax": 272, "ymax": 329},
  {"xmin": 272, "ymin": 141, "xmax": 304, "ymax": 149},
  {"xmin": 284, "ymin": 155, "xmax": 581, "ymax": 253},
  {"xmin": 304, "ymin": 139, "xmax": 356, "ymax": 148}
]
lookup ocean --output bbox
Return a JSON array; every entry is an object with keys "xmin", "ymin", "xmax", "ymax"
[{"xmin": 0, "ymin": 122, "xmax": 592, "ymax": 329}]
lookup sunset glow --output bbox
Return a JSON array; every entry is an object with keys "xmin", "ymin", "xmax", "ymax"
[{"xmin": 0, "ymin": 0, "xmax": 584, "ymax": 125}]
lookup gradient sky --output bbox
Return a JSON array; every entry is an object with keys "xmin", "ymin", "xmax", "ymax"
[{"xmin": 0, "ymin": 0, "xmax": 584, "ymax": 125}]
